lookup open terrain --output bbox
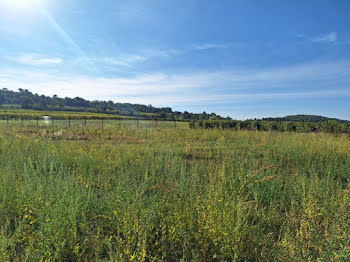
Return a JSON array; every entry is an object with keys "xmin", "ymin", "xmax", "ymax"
[
  {"xmin": 0, "ymin": 121, "xmax": 349, "ymax": 261},
  {"xmin": 1, "ymin": 0, "xmax": 350, "ymax": 260}
]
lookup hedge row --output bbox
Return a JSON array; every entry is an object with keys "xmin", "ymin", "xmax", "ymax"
[{"xmin": 189, "ymin": 120, "xmax": 350, "ymax": 134}]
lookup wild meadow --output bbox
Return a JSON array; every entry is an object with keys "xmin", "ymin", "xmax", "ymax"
[{"xmin": 0, "ymin": 121, "xmax": 349, "ymax": 261}]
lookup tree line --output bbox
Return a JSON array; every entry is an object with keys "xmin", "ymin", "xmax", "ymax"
[{"xmin": 0, "ymin": 88, "xmax": 230, "ymax": 120}]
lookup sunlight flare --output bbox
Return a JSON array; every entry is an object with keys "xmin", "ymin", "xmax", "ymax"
[{"xmin": 2, "ymin": 0, "xmax": 41, "ymax": 9}]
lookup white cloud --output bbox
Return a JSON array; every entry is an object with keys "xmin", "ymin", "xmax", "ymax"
[
  {"xmin": 7, "ymin": 53, "xmax": 63, "ymax": 66},
  {"xmin": 98, "ymin": 43, "xmax": 232, "ymax": 68},
  {"xmin": 99, "ymin": 48, "xmax": 183, "ymax": 67},
  {"xmin": 101, "ymin": 55, "xmax": 148, "ymax": 67},
  {"xmin": 113, "ymin": 89, "xmax": 350, "ymax": 107},
  {"xmin": 297, "ymin": 32, "xmax": 339, "ymax": 43},
  {"xmin": 311, "ymin": 32, "xmax": 337, "ymax": 43},
  {"xmin": 192, "ymin": 43, "xmax": 231, "ymax": 51},
  {"xmin": 1, "ymin": 60, "xmax": 349, "ymax": 108}
]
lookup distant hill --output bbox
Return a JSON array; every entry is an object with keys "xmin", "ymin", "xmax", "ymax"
[
  {"xmin": 262, "ymin": 115, "xmax": 349, "ymax": 123},
  {"xmin": 0, "ymin": 88, "xmax": 230, "ymax": 121}
]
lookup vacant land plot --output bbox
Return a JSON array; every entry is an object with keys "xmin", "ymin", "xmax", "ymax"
[{"xmin": 0, "ymin": 123, "xmax": 349, "ymax": 261}]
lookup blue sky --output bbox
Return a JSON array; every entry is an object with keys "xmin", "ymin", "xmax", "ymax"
[{"xmin": 0, "ymin": 0, "xmax": 350, "ymax": 119}]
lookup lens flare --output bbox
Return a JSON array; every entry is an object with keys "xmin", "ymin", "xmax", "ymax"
[{"xmin": 2, "ymin": 0, "xmax": 41, "ymax": 9}]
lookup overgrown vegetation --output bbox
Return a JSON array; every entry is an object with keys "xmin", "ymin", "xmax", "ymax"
[
  {"xmin": 190, "ymin": 119, "xmax": 350, "ymax": 134},
  {"xmin": 0, "ymin": 121, "xmax": 349, "ymax": 261}
]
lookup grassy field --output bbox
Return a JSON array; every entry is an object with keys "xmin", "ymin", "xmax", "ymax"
[
  {"xmin": 0, "ymin": 119, "xmax": 181, "ymax": 129},
  {"xmin": 0, "ymin": 123, "xmax": 349, "ymax": 261},
  {"xmin": 0, "ymin": 109, "xmax": 131, "ymax": 120}
]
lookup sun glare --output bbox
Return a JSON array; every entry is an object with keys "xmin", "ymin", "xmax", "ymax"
[{"xmin": 2, "ymin": 0, "xmax": 41, "ymax": 9}]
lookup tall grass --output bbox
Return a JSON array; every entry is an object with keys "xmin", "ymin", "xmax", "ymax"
[{"xmin": 0, "ymin": 124, "xmax": 349, "ymax": 261}]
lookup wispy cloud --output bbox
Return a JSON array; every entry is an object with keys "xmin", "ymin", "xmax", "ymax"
[
  {"xmin": 114, "ymin": 89, "xmax": 350, "ymax": 107},
  {"xmin": 97, "ymin": 50, "xmax": 179, "ymax": 68},
  {"xmin": 192, "ymin": 43, "xmax": 232, "ymax": 51},
  {"xmin": 101, "ymin": 55, "xmax": 148, "ymax": 67},
  {"xmin": 98, "ymin": 43, "xmax": 232, "ymax": 68},
  {"xmin": 1, "ymin": 60, "xmax": 349, "ymax": 110},
  {"xmin": 311, "ymin": 32, "xmax": 337, "ymax": 43},
  {"xmin": 298, "ymin": 32, "xmax": 338, "ymax": 43},
  {"xmin": 7, "ymin": 53, "xmax": 63, "ymax": 66}
]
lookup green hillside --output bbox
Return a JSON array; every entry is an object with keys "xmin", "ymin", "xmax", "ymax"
[
  {"xmin": 262, "ymin": 114, "xmax": 349, "ymax": 123},
  {"xmin": 0, "ymin": 88, "xmax": 228, "ymax": 121}
]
